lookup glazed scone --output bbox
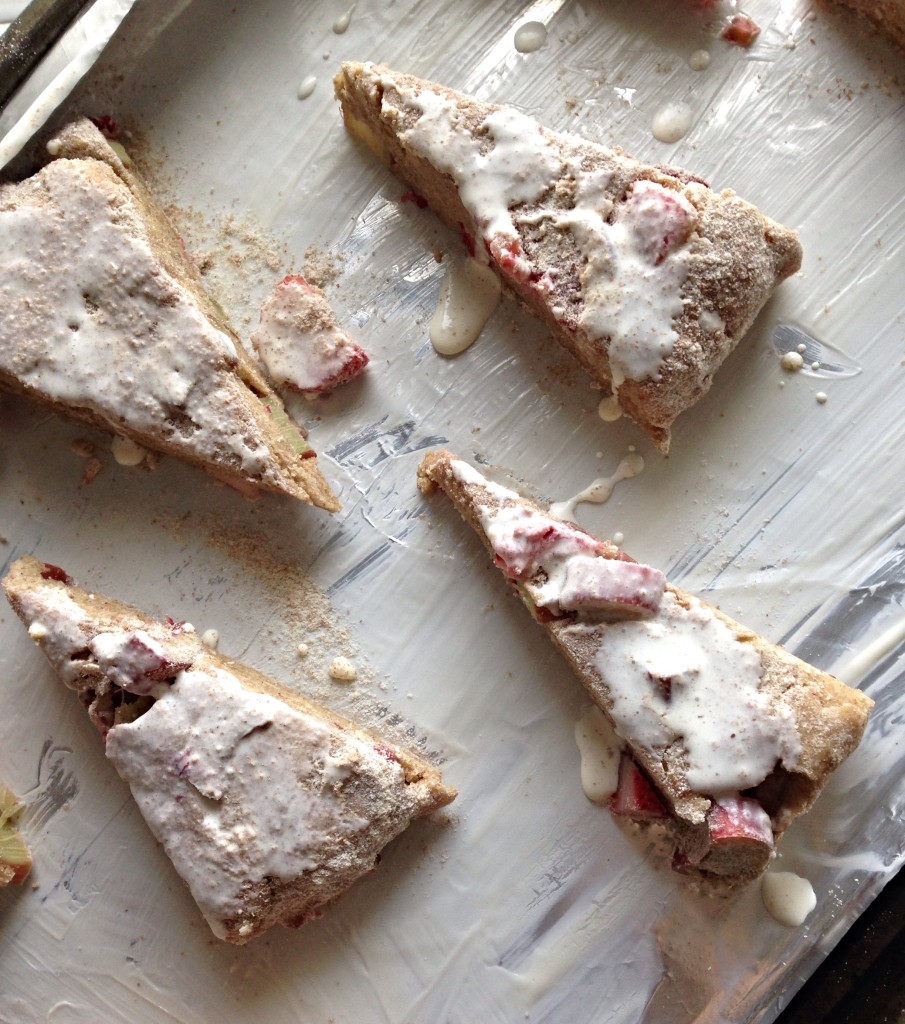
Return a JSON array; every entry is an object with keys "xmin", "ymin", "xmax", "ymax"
[
  {"xmin": 0, "ymin": 118, "xmax": 339, "ymax": 511},
  {"xmin": 335, "ymin": 62, "xmax": 803, "ymax": 452},
  {"xmin": 418, "ymin": 450, "xmax": 872, "ymax": 885},
  {"xmin": 3, "ymin": 556, "xmax": 455, "ymax": 942}
]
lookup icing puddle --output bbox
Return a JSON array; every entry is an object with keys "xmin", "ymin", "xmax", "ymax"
[
  {"xmin": 761, "ymin": 871, "xmax": 817, "ymax": 927},
  {"xmin": 429, "ymin": 257, "xmax": 501, "ymax": 356}
]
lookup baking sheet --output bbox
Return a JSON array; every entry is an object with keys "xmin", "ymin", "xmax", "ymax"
[{"xmin": 1, "ymin": 0, "xmax": 904, "ymax": 1021}]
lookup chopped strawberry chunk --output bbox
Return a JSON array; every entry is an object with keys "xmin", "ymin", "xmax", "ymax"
[
  {"xmin": 40, "ymin": 563, "xmax": 72, "ymax": 584},
  {"xmin": 722, "ymin": 13, "xmax": 761, "ymax": 47},
  {"xmin": 558, "ymin": 556, "xmax": 666, "ymax": 618},
  {"xmin": 674, "ymin": 796, "xmax": 774, "ymax": 877},
  {"xmin": 610, "ymin": 752, "xmax": 670, "ymax": 820},
  {"xmin": 487, "ymin": 236, "xmax": 533, "ymax": 283},
  {"xmin": 707, "ymin": 796, "xmax": 773, "ymax": 846},
  {"xmin": 89, "ymin": 114, "xmax": 120, "ymax": 139},
  {"xmin": 401, "ymin": 190, "xmax": 428, "ymax": 208},
  {"xmin": 91, "ymin": 631, "xmax": 191, "ymax": 695},
  {"xmin": 374, "ymin": 743, "xmax": 401, "ymax": 765},
  {"xmin": 492, "ymin": 520, "xmax": 598, "ymax": 580},
  {"xmin": 623, "ymin": 181, "xmax": 696, "ymax": 265},
  {"xmin": 280, "ymin": 273, "xmax": 308, "ymax": 288}
]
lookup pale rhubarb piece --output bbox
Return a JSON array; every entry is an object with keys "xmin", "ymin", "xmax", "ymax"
[
  {"xmin": 0, "ymin": 783, "xmax": 32, "ymax": 886},
  {"xmin": 418, "ymin": 449, "xmax": 873, "ymax": 886},
  {"xmin": 335, "ymin": 62, "xmax": 802, "ymax": 452},
  {"xmin": 251, "ymin": 275, "xmax": 369, "ymax": 394},
  {"xmin": 3, "ymin": 556, "xmax": 455, "ymax": 942},
  {"xmin": 0, "ymin": 119, "xmax": 339, "ymax": 511}
]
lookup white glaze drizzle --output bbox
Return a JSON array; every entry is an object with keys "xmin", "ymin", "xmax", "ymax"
[
  {"xmin": 298, "ymin": 75, "xmax": 318, "ymax": 100},
  {"xmin": 597, "ymin": 395, "xmax": 622, "ymax": 422},
  {"xmin": 111, "ymin": 435, "xmax": 147, "ymax": 466},
  {"xmin": 549, "ymin": 452, "xmax": 643, "ymax": 520},
  {"xmin": 332, "ymin": 6, "xmax": 354, "ymax": 33},
  {"xmin": 401, "ymin": 88, "xmax": 559, "ymax": 242},
  {"xmin": 651, "ymin": 101, "xmax": 693, "ymax": 143},
  {"xmin": 513, "ymin": 21, "xmax": 548, "ymax": 53},
  {"xmin": 575, "ymin": 705, "xmax": 622, "ymax": 803}
]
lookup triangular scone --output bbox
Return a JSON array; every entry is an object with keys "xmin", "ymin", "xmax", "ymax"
[
  {"xmin": 335, "ymin": 62, "xmax": 803, "ymax": 452},
  {"xmin": 418, "ymin": 450, "xmax": 871, "ymax": 886},
  {"xmin": 4, "ymin": 556, "xmax": 455, "ymax": 942},
  {"xmin": 0, "ymin": 119, "xmax": 339, "ymax": 511}
]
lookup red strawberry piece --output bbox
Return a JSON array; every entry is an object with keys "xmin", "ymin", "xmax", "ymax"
[
  {"xmin": 401, "ymin": 190, "xmax": 428, "ymax": 208},
  {"xmin": 280, "ymin": 273, "xmax": 308, "ymax": 288},
  {"xmin": 40, "ymin": 563, "xmax": 72, "ymax": 584},
  {"xmin": 558, "ymin": 557, "xmax": 666, "ymax": 618},
  {"xmin": 487, "ymin": 236, "xmax": 534, "ymax": 283},
  {"xmin": 722, "ymin": 13, "xmax": 761, "ymax": 47},
  {"xmin": 308, "ymin": 342, "xmax": 370, "ymax": 393},
  {"xmin": 459, "ymin": 224, "xmax": 477, "ymax": 259},
  {"xmin": 610, "ymin": 752, "xmax": 670, "ymax": 820},
  {"xmin": 89, "ymin": 115, "xmax": 120, "ymax": 139},
  {"xmin": 676, "ymin": 796, "xmax": 774, "ymax": 876},
  {"xmin": 252, "ymin": 276, "xmax": 369, "ymax": 395},
  {"xmin": 492, "ymin": 521, "xmax": 598, "ymax": 580},
  {"xmin": 707, "ymin": 797, "xmax": 773, "ymax": 846},
  {"xmin": 373, "ymin": 743, "xmax": 401, "ymax": 764},
  {"xmin": 624, "ymin": 181, "xmax": 696, "ymax": 265},
  {"xmin": 94, "ymin": 632, "xmax": 192, "ymax": 695}
]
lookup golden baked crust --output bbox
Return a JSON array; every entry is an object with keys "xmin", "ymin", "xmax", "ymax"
[
  {"xmin": 4, "ymin": 555, "xmax": 455, "ymax": 941},
  {"xmin": 419, "ymin": 449, "xmax": 872, "ymax": 884},
  {"xmin": 0, "ymin": 119, "xmax": 339, "ymax": 511},
  {"xmin": 833, "ymin": 0, "xmax": 905, "ymax": 48},
  {"xmin": 336, "ymin": 62, "xmax": 803, "ymax": 453}
]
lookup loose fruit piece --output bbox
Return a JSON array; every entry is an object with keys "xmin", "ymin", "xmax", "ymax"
[
  {"xmin": 610, "ymin": 752, "xmax": 670, "ymax": 820},
  {"xmin": 0, "ymin": 783, "xmax": 32, "ymax": 886},
  {"xmin": 722, "ymin": 13, "xmax": 761, "ymax": 47},
  {"xmin": 251, "ymin": 275, "xmax": 369, "ymax": 395}
]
